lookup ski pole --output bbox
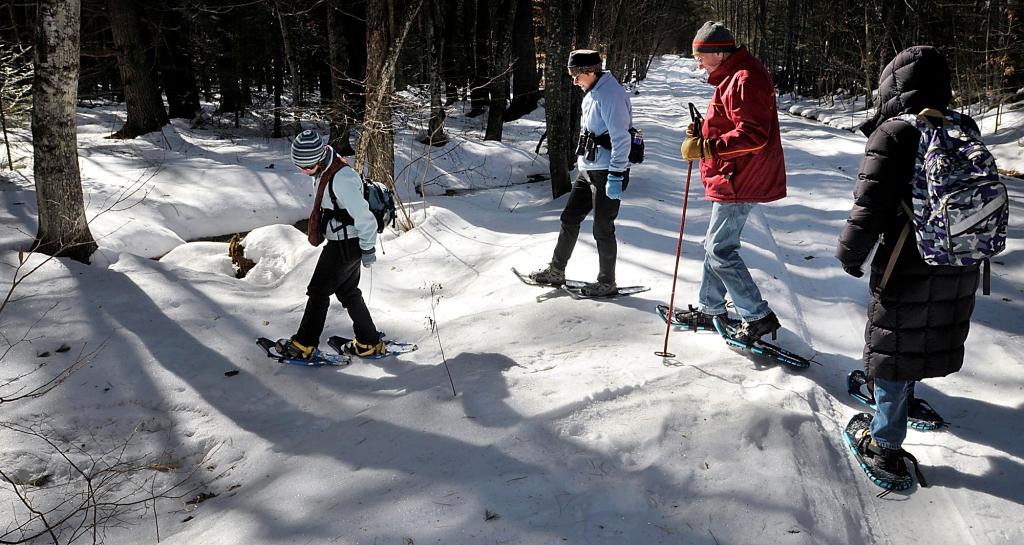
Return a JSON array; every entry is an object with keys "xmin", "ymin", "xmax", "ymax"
[{"xmin": 656, "ymin": 103, "xmax": 703, "ymax": 359}]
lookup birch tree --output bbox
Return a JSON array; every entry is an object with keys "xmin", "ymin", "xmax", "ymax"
[{"xmin": 32, "ymin": 0, "xmax": 96, "ymax": 263}]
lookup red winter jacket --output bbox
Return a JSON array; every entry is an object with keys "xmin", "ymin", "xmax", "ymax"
[{"xmin": 699, "ymin": 47, "xmax": 786, "ymax": 203}]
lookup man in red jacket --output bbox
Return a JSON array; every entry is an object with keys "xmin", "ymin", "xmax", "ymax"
[{"xmin": 677, "ymin": 21, "xmax": 787, "ymax": 344}]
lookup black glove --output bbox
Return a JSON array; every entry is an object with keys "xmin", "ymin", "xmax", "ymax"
[{"xmin": 843, "ymin": 265, "xmax": 864, "ymax": 278}]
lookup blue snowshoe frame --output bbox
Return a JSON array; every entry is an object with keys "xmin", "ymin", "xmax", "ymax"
[{"xmin": 711, "ymin": 316, "xmax": 811, "ymax": 369}]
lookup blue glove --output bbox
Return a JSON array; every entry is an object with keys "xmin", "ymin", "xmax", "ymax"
[
  {"xmin": 606, "ymin": 173, "xmax": 624, "ymax": 200},
  {"xmin": 361, "ymin": 247, "xmax": 376, "ymax": 268}
]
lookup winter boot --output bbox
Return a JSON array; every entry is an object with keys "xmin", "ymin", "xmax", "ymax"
[
  {"xmin": 843, "ymin": 413, "xmax": 928, "ymax": 493},
  {"xmin": 733, "ymin": 311, "xmax": 781, "ymax": 344},
  {"xmin": 673, "ymin": 304, "xmax": 726, "ymax": 332},
  {"xmin": 528, "ymin": 264, "xmax": 566, "ymax": 286},
  {"xmin": 342, "ymin": 338, "xmax": 387, "ymax": 357},
  {"xmin": 581, "ymin": 281, "xmax": 617, "ymax": 297},
  {"xmin": 276, "ymin": 338, "xmax": 317, "ymax": 360}
]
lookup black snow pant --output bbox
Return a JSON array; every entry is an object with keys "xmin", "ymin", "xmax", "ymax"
[
  {"xmin": 550, "ymin": 169, "xmax": 629, "ymax": 285},
  {"xmin": 294, "ymin": 238, "xmax": 378, "ymax": 347}
]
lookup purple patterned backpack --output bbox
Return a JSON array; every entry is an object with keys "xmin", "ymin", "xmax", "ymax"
[{"xmin": 897, "ymin": 109, "xmax": 1008, "ymax": 266}]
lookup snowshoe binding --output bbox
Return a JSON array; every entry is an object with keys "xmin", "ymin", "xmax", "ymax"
[
  {"xmin": 513, "ymin": 267, "xmax": 648, "ymax": 299},
  {"xmin": 256, "ymin": 337, "xmax": 351, "ymax": 367},
  {"xmin": 526, "ymin": 265, "xmax": 565, "ymax": 286},
  {"xmin": 711, "ymin": 316, "xmax": 810, "ymax": 369},
  {"xmin": 327, "ymin": 335, "xmax": 418, "ymax": 359},
  {"xmin": 732, "ymin": 312, "xmax": 781, "ymax": 344},
  {"xmin": 657, "ymin": 304, "xmax": 739, "ymax": 332}
]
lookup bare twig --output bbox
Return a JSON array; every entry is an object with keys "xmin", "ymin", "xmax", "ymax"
[{"xmin": 428, "ymin": 283, "xmax": 456, "ymax": 397}]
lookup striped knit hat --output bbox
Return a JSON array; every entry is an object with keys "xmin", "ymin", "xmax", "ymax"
[
  {"xmin": 291, "ymin": 130, "xmax": 326, "ymax": 168},
  {"xmin": 692, "ymin": 21, "xmax": 736, "ymax": 54}
]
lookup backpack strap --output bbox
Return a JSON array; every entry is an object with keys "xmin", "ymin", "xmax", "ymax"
[
  {"xmin": 917, "ymin": 108, "xmax": 947, "ymax": 129},
  {"xmin": 982, "ymin": 258, "xmax": 991, "ymax": 296},
  {"xmin": 879, "ymin": 201, "xmax": 915, "ymax": 292},
  {"xmin": 325, "ymin": 161, "xmax": 356, "ymax": 239}
]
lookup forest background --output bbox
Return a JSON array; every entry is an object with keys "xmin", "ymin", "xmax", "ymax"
[{"xmin": 3, "ymin": 0, "xmax": 1023, "ymax": 264}]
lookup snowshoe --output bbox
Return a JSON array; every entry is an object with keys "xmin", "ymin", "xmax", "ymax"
[
  {"xmin": 560, "ymin": 283, "xmax": 650, "ymax": 299},
  {"xmin": 711, "ymin": 316, "xmax": 810, "ymax": 369},
  {"xmin": 256, "ymin": 337, "xmax": 350, "ymax": 367},
  {"xmin": 842, "ymin": 413, "xmax": 928, "ymax": 494},
  {"xmin": 512, "ymin": 267, "xmax": 587, "ymax": 289},
  {"xmin": 327, "ymin": 335, "xmax": 418, "ymax": 359},
  {"xmin": 846, "ymin": 370, "xmax": 945, "ymax": 430},
  {"xmin": 515, "ymin": 266, "xmax": 649, "ymax": 299}
]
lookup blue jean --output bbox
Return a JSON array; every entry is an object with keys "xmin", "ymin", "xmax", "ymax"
[
  {"xmin": 698, "ymin": 202, "xmax": 771, "ymax": 321},
  {"xmin": 870, "ymin": 377, "xmax": 916, "ymax": 449}
]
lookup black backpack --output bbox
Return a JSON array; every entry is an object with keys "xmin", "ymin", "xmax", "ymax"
[{"xmin": 628, "ymin": 127, "xmax": 645, "ymax": 164}]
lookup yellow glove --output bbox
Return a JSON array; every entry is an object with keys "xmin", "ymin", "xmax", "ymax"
[
  {"xmin": 681, "ymin": 137, "xmax": 713, "ymax": 161},
  {"xmin": 686, "ymin": 122, "xmax": 695, "ymax": 137}
]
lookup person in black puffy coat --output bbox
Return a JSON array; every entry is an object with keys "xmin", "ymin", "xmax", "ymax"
[{"xmin": 836, "ymin": 46, "xmax": 981, "ymax": 485}]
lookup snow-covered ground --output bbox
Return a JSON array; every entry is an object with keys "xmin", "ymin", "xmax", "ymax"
[
  {"xmin": 1, "ymin": 55, "xmax": 1022, "ymax": 545},
  {"xmin": 781, "ymin": 88, "xmax": 1024, "ymax": 176}
]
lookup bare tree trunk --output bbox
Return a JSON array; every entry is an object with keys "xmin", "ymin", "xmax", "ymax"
[
  {"xmin": 157, "ymin": 2, "xmax": 200, "ymax": 119},
  {"xmin": 358, "ymin": 0, "xmax": 423, "ymax": 186},
  {"xmin": 214, "ymin": 28, "xmax": 243, "ymax": 114},
  {"xmin": 327, "ymin": 0, "xmax": 356, "ymax": 154},
  {"xmin": 544, "ymin": 0, "xmax": 573, "ymax": 198},
  {"xmin": 341, "ymin": 0, "xmax": 368, "ymax": 122},
  {"xmin": 443, "ymin": 0, "xmax": 468, "ymax": 105},
  {"xmin": 569, "ymin": 0, "xmax": 593, "ymax": 161},
  {"xmin": 273, "ymin": 48, "xmax": 284, "ymax": 138},
  {"xmin": 506, "ymin": 0, "xmax": 540, "ymax": 120},
  {"xmin": 360, "ymin": 0, "xmax": 395, "ymax": 184},
  {"xmin": 1007, "ymin": 0, "xmax": 1024, "ymax": 93},
  {"xmin": 604, "ymin": 0, "xmax": 629, "ymax": 77},
  {"xmin": 32, "ymin": 0, "xmax": 96, "ymax": 263},
  {"xmin": 423, "ymin": 0, "xmax": 448, "ymax": 146},
  {"xmin": 468, "ymin": 0, "xmax": 489, "ymax": 117},
  {"xmin": 273, "ymin": 0, "xmax": 303, "ymax": 133},
  {"xmin": 108, "ymin": 0, "xmax": 168, "ymax": 138},
  {"xmin": 1, "ymin": 94, "xmax": 13, "ymax": 169},
  {"xmin": 484, "ymin": 0, "xmax": 517, "ymax": 140},
  {"xmin": 576, "ymin": 0, "xmax": 596, "ymax": 49},
  {"xmin": 863, "ymin": 0, "xmax": 873, "ymax": 108}
]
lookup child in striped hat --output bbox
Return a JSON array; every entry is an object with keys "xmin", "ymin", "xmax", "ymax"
[{"xmin": 274, "ymin": 130, "xmax": 386, "ymax": 360}]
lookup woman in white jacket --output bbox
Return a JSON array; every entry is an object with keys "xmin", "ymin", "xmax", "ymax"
[{"xmin": 529, "ymin": 49, "xmax": 633, "ymax": 297}]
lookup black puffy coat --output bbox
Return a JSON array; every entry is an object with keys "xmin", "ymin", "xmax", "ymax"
[{"xmin": 836, "ymin": 46, "xmax": 980, "ymax": 382}]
